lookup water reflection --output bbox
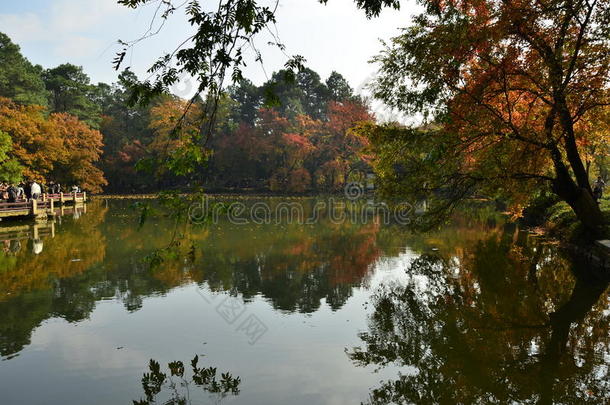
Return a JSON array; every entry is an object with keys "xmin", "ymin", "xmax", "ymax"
[
  {"xmin": 0, "ymin": 204, "xmax": 103, "ymax": 359},
  {"xmin": 348, "ymin": 227, "xmax": 610, "ymax": 404},
  {"xmin": 0, "ymin": 199, "xmax": 408, "ymax": 360},
  {"xmin": 1, "ymin": 199, "xmax": 608, "ymax": 404}
]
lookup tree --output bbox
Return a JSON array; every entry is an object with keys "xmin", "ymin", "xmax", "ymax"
[
  {"xmin": 227, "ymin": 79, "xmax": 261, "ymax": 125},
  {"xmin": 96, "ymin": 70, "xmax": 155, "ymax": 192},
  {"xmin": 0, "ymin": 130, "xmax": 23, "ymax": 183},
  {"xmin": 0, "ymin": 32, "xmax": 48, "ymax": 107},
  {"xmin": 147, "ymin": 97, "xmax": 208, "ymax": 179},
  {"xmin": 0, "ymin": 97, "xmax": 107, "ymax": 192},
  {"xmin": 368, "ymin": 0, "xmax": 610, "ymax": 234},
  {"xmin": 322, "ymin": 100, "xmax": 373, "ymax": 186},
  {"xmin": 43, "ymin": 63, "xmax": 101, "ymax": 129},
  {"xmin": 49, "ymin": 113, "xmax": 107, "ymax": 192},
  {"xmin": 295, "ymin": 68, "xmax": 330, "ymax": 119},
  {"xmin": 0, "ymin": 97, "xmax": 63, "ymax": 181},
  {"xmin": 326, "ymin": 71, "xmax": 354, "ymax": 102},
  {"xmin": 269, "ymin": 113, "xmax": 318, "ymax": 192}
]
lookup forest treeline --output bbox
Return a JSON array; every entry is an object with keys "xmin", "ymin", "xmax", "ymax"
[{"xmin": 0, "ymin": 32, "xmax": 374, "ymax": 194}]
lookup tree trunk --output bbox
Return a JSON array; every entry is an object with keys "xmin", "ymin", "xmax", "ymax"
[
  {"xmin": 547, "ymin": 139, "xmax": 605, "ymax": 236},
  {"xmin": 552, "ymin": 173, "xmax": 604, "ymax": 237},
  {"xmin": 568, "ymin": 189, "xmax": 604, "ymax": 234}
]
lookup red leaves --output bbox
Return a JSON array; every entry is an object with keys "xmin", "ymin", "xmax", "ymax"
[
  {"xmin": 283, "ymin": 132, "xmax": 314, "ymax": 150},
  {"xmin": 211, "ymin": 100, "xmax": 374, "ymax": 192}
]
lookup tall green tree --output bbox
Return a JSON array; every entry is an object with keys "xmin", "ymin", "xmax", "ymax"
[
  {"xmin": 0, "ymin": 32, "xmax": 48, "ymax": 107},
  {"xmin": 227, "ymin": 79, "xmax": 261, "ymax": 125},
  {"xmin": 43, "ymin": 63, "xmax": 101, "ymax": 129},
  {"xmin": 326, "ymin": 71, "xmax": 354, "ymax": 102}
]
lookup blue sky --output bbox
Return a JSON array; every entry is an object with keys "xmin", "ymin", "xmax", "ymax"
[{"xmin": 0, "ymin": 0, "xmax": 418, "ymax": 118}]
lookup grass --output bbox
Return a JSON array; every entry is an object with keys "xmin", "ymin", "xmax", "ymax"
[{"xmin": 546, "ymin": 197, "xmax": 610, "ymax": 242}]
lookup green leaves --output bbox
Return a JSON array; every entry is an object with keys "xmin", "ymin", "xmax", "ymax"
[
  {"xmin": 0, "ymin": 32, "xmax": 48, "ymax": 107},
  {"xmin": 0, "ymin": 130, "xmax": 22, "ymax": 183},
  {"xmin": 115, "ymin": 0, "xmax": 289, "ymax": 106},
  {"xmin": 134, "ymin": 355, "xmax": 241, "ymax": 404},
  {"xmin": 140, "ymin": 359, "xmax": 167, "ymax": 402},
  {"xmin": 117, "ymin": 0, "xmax": 144, "ymax": 8},
  {"xmin": 114, "ymin": 0, "xmax": 308, "ymax": 161},
  {"xmin": 42, "ymin": 63, "xmax": 102, "ymax": 129},
  {"xmin": 168, "ymin": 361, "xmax": 185, "ymax": 377}
]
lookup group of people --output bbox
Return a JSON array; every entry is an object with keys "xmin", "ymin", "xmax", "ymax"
[
  {"xmin": 0, "ymin": 181, "xmax": 43, "ymax": 202},
  {"xmin": 0, "ymin": 181, "xmax": 81, "ymax": 203}
]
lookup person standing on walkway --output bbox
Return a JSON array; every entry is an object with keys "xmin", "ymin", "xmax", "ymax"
[
  {"xmin": 30, "ymin": 181, "xmax": 42, "ymax": 200},
  {"xmin": 593, "ymin": 176, "xmax": 606, "ymax": 203},
  {"xmin": 7, "ymin": 184, "xmax": 18, "ymax": 202},
  {"xmin": 24, "ymin": 180, "xmax": 31, "ymax": 200},
  {"xmin": 17, "ymin": 183, "xmax": 25, "ymax": 200}
]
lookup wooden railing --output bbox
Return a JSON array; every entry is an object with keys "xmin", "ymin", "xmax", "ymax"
[
  {"xmin": 0, "ymin": 200, "xmax": 31, "ymax": 212},
  {"xmin": 43, "ymin": 192, "xmax": 87, "ymax": 202},
  {"xmin": 0, "ymin": 192, "xmax": 86, "ymax": 217}
]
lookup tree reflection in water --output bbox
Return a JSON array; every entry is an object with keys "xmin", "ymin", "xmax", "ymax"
[
  {"xmin": 0, "ymin": 199, "xmax": 407, "ymax": 360},
  {"xmin": 348, "ymin": 230, "xmax": 610, "ymax": 404},
  {"xmin": 0, "ymin": 203, "xmax": 106, "ymax": 360}
]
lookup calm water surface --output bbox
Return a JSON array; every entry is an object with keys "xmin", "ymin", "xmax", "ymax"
[{"xmin": 0, "ymin": 198, "xmax": 608, "ymax": 404}]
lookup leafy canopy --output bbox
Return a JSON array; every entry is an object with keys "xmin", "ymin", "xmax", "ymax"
[
  {"xmin": 0, "ymin": 32, "xmax": 48, "ymax": 107},
  {"xmin": 366, "ymin": 0, "xmax": 610, "ymax": 231},
  {"xmin": 0, "ymin": 97, "xmax": 107, "ymax": 192},
  {"xmin": 43, "ymin": 63, "xmax": 102, "ymax": 129}
]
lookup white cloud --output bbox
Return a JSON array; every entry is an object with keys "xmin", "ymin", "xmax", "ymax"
[
  {"xmin": 0, "ymin": 13, "xmax": 46, "ymax": 42},
  {"xmin": 48, "ymin": 0, "xmax": 128, "ymax": 33},
  {"xmin": 54, "ymin": 35, "xmax": 105, "ymax": 59},
  {"xmin": 0, "ymin": 0, "xmax": 127, "ymax": 59}
]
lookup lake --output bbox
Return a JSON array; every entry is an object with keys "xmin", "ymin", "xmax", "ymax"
[{"xmin": 0, "ymin": 197, "xmax": 608, "ymax": 404}]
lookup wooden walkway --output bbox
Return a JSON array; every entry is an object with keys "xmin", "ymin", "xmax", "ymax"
[{"xmin": 0, "ymin": 192, "xmax": 86, "ymax": 220}]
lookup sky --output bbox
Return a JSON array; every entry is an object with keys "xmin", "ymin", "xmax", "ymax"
[{"xmin": 0, "ymin": 0, "xmax": 420, "ymax": 120}]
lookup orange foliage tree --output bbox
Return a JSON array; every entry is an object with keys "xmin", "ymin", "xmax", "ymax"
[
  {"xmin": 0, "ymin": 97, "xmax": 106, "ymax": 192},
  {"xmin": 369, "ymin": 0, "xmax": 610, "ymax": 233},
  {"xmin": 312, "ymin": 100, "xmax": 373, "ymax": 190}
]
